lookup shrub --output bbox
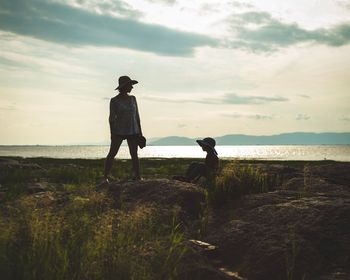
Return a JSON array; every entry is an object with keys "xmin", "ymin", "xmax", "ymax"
[{"xmin": 208, "ymin": 161, "xmax": 279, "ymax": 207}]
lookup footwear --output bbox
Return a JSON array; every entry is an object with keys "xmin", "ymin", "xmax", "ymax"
[
  {"xmin": 172, "ymin": 176, "xmax": 190, "ymax": 182},
  {"xmin": 96, "ymin": 178, "xmax": 110, "ymax": 189}
]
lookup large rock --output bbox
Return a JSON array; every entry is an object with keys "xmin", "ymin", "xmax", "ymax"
[
  {"xmin": 0, "ymin": 191, "xmax": 6, "ymax": 202},
  {"xmin": 108, "ymin": 179, "xmax": 206, "ymax": 220},
  {"xmin": 309, "ymin": 163, "xmax": 350, "ymax": 187},
  {"xmin": 0, "ymin": 158, "xmax": 43, "ymax": 170},
  {"xmin": 0, "ymin": 158, "xmax": 20, "ymax": 166},
  {"xmin": 206, "ymin": 164, "xmax": 350, "ymax": 280},
  {"xmin": 247, "ymin": 163, "xmax": 301, "ymax": 181},
  {"xmin": 26, "ymin": 182, "xmax": 54, "ymax": 193}
]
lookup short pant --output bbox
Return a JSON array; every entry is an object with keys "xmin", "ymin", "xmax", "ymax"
[{"xmin": 111, "ymin": 134, "xmax": 138, "ymax": 141}]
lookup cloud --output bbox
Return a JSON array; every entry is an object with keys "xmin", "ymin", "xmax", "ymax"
[
  {"xmin": 222, "ymin": 113, "xmax": 275, "ymax": 120},
  {"xmin": 249, "ymin": 114, "xmax": 274, "ymax": 120},
  {"xmin": 0, "ymin": 56, "xmax": 30, "ymax": 69},
  {"xmin": 145, "ymin": 0, "xmax": 177, "ymax": 5},
  {"xmin": 0, "ymin": 105, "xmax": 16, "ymax": 111},
  {"xmin": 69, "ymin": 0, "xmax": 142, "ymax": 18},
  {"xmin": 296, "ymin": 113, "xmax": 310, "ymax": 120},
  {"xmin": 0, "ymin": 0, "xmax": 216, "ymax": 56},
  {"xmin": 143, "ymin": 92, "xmax": 288, "ymax": 105},
  {"xmin": 225, "ymin": 11, "xmax": 350, "ymax": 52},
  {"xmin": 229, "ymin": 1, "xmax": 254, "ymax": 9},
  {"xmin": 221, "ymin": 93, "xmax": 288, "ymax": 104},
  {"xmin": 299, "ymin": 94, "xmax": 311, "ymax": 99},
  {"xmin": 177, "ymin": 123, "xmax": 187, "ymax": 128},
  {"xmin": 339, "ymin": 116, "xmax": 350, "ymax": 121},
  {"xmin": 336, "ymin": 0, "xmax": 350, "ymax": 9}
]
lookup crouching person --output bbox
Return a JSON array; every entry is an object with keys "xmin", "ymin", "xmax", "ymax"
[{"xmin": 174, "ymin": 137, "xmax": 219, "ymax": 184}]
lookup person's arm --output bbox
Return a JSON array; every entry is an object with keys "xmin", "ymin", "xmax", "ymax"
[
  {"xmin": 191, "ymin": 173, "xmax": 202, "ymax": 183},
  {"xmin": 206, "ymin": 153, "xmax": 219, "ymax": 173},
  {"xmin": 133, "ymin": 96, "xmax": 143, "ymax": 136},
  {"xmin": 213, "ymin": 155, "xmax": 219, "ymax": 173},
  {"xmin": 109, "ymin": 99, "xmax": 115, "ymax": 134}
]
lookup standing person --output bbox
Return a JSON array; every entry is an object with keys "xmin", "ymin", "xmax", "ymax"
[{"xmin": 104, "ymin": 75, "xmax": 143, "ymax": 182}]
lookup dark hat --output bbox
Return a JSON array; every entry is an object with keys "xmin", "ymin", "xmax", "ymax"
[
  {"xmin": 196, "ymin": 137, "xmax": 217, "ymax": 155},
  {"xmin": 115, "ymin": 75, "xmax": 138, "ymax": 90}
]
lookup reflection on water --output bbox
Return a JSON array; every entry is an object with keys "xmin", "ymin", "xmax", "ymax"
[
  {"xmin": 140, "ymin": 145, "xmax": 350, "ymax": 161},
  {"xmin": 0, "ymin": 145, "xmax": 350, "ymax": 161}
]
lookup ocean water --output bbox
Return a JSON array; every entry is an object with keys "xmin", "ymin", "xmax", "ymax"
[{"xmin": 0, "ymin": 145, "xmax": 350, "ymax": 161}]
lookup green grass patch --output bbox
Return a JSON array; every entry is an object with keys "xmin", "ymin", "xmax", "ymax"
[
  {"xmin": 0, "ymin": 157, "xmax": 200, "ymax": 280},
  {"xmin": 0, "ymin": 192, "xmax": 188, "ymax": 280},
  {"xmin": 208, "ymin": 161, "xmax": 280, "ymax": 207}
]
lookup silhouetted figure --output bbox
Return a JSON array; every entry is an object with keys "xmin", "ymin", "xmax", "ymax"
[
  {"xmin": 104, "ymin": 75, "xmax": 143, "ymax": 182},
  {"xmin": 173, "ymin": 137, "xmax": 219, "ymax": 184}
]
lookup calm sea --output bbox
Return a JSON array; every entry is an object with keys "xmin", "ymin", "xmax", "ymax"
[{"xmin": 0, "ymin": 145, "xmax": 350, "ymax": 161}]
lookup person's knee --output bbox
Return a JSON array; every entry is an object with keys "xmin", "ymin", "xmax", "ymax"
[
  {"xmin": 187, "ymin": 162, "xmax": 198, "ymax": 173},
  {"xmin": 108, "ymin": 136, "xmax": 123, "ymax": 158},
  {"xmin": 107, "ymin": 150, "xmax": 117, "ymax": 159},
  {"xmin": 130, "ymin": 151, "xmax": 139, "ymax": 161},
  {"xmin": 198, "ymin": 163, "xmax": 207, "ymax": 174}
]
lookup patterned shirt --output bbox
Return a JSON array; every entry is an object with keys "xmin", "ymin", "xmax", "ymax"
[{"xmin": 109, "ymin": 95, "xmax": 141, "ymax": 135}]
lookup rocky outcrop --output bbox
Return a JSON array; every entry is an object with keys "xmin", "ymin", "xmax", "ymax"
[
  {"xmin": 0, "ymin": 158, "xmax": 43, "ymax": 170},
  {"xmin": 107, "ymin": 179, "xmax": 206, "ymax": 220},
  {"xmin": 309, "ymin": 163, "xmax": 350, "ymax": 187},
  {"xmin": 205, "ymin": 163, "xmax": 350, "ymax": 280},
  {"xmin": 2, "ymin": 158, "xmax": 349, "ymax": 279},
  {"xmin": 26, "ymin": 182, "xmax": 54, "ymax": 193},
  {"xmin": 101, "ymin": 167, "xmax": 350, "ymax": 279}
]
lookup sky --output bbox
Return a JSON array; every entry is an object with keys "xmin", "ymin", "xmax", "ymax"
[{"xmin": 0, "ymin": 0, "xmax": 350, "ymax": 145}]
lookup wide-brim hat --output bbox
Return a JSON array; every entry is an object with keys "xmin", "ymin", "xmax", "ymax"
[
  {"xmin": 196, "ymin": 137, "xmax": 218, "ymax": 155},
  {"xmin": 115, "ymin": 75, "xmax": 138, "ymax": 90}
]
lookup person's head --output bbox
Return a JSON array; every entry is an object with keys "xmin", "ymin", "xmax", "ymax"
[
  {"xmin": 196, "ymin": 137, "xmax": 217, "ymax": 155},
  {"xmin": 115, "ymin": 76, "xmax": 138, "ymax": 94}
]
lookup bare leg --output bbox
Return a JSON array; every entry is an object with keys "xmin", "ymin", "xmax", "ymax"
[
  {"xmin": 127, "ymin": 137, "xmax": 140, "ymax": 180},
  {"xmin": 104, "ymin": 136, "xmax": 123, "ymax": 179}
]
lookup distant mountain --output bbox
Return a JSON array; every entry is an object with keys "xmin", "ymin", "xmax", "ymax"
[
  {"xmin": 148, "ymin": 133, "xmax": 350, "ymax": 145},
  {"xmin": 216, "ymin": 132, "xmax": 350, "ymax": 145},
  {"xmin": 149, "ymin": 136, "xmax": 194, "ymax": 146}
]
